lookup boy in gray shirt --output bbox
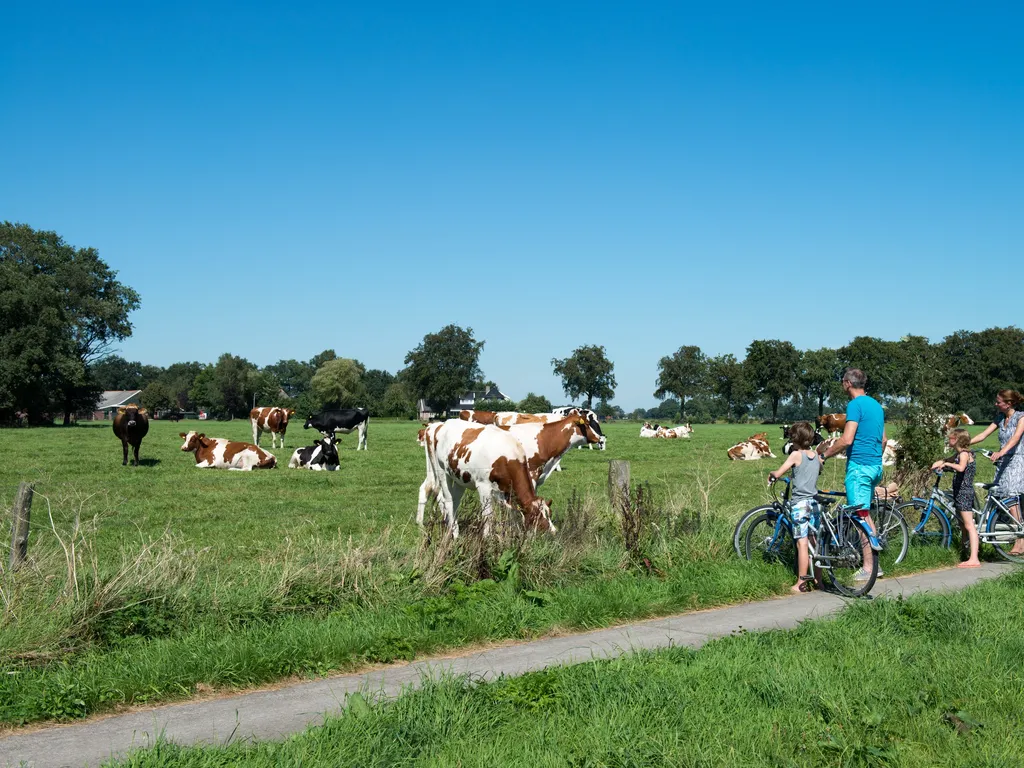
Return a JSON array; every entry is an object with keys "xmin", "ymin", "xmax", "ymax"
[{"xmin": 768, "ymin": 421, "xmax": 823, "ymax": 593}]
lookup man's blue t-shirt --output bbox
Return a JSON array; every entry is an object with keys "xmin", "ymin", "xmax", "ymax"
[{"xmin": 846, "ymin": 395, "xmax": 885, "ymax": 465}]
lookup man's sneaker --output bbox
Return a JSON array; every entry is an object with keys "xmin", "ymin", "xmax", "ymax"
[{"xmin": 853, "ymin": 569, "xmax": 873, "ymax": 581}]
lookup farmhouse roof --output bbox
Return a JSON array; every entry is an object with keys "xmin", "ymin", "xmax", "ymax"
[{"xmin": 96, "ymin": 390, "xmax": 143, "ymax": 410}]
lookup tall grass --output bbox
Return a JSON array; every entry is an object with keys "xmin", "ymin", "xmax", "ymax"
[{"xmin": 106, "ymin": 571, "xmax": 1024, "ymax": 767}]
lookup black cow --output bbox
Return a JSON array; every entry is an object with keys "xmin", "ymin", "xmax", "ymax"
[
  {"xmin": 288, "ymin": 433, "xmax": 340, "ymax": 470},
  {"xmin": 112, "ymin": 406, "xmax": 150, "ymax": 466},
  {"xmin": 304, "ymin": 408, "xmax": 369, "ymax": 450}
]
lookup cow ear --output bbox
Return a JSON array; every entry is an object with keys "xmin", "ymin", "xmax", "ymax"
[
  {"xmin": 118, "ymin": 407, "xmax": 126, "ymax": 414},
  {"xmin": 198, "ymin": 433, "xmax": 205, "ymax": 440},
  {"xmin": 138, "ymin": 408, "xmax": 147, "ymax": 415},
  {"xmin": 179, "ymin": 432, "xmax": 186, "ymax": 438}
]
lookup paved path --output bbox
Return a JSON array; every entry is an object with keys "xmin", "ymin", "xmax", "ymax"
[{"xmin": 1, "ymin": 563, "xmax": 1011, "ymax": 768}]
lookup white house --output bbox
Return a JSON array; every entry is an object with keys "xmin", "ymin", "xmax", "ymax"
[{"xmin": 417, "ymin": 385, "xmax": 512, "ymax": 421}]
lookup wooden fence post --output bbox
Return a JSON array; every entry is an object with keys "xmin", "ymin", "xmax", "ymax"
[
  {"xmin": 608, "ymin": 460, "xmax": 631, "ymax": 507},
  {"xmin": 9, "ymin": 482, "xmax": 33, "ymax": 572}
]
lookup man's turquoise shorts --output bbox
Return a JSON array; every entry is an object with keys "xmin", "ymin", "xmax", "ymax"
[{"xmin": 845, "ymin": 462, "xmax": 883, "ymax": 511}]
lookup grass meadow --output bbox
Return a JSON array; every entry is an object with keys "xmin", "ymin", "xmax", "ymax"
[
  {"xmin": 105, "ymin": 570, "xmax": 1024, "ymax": 768},
  {"xmin": 0, "ymin": 419, "xmax": 1003, "ymax": 727}
]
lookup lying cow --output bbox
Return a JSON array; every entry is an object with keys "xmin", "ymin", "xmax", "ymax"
[
  {"xmin": 179, "ymin": 431, "xmax": 276, "ymax": 470},
  {"xmin": 417, "ymin": 420, "xmax": 554, "ymax": 538},
  {"xmin": 727, "ymin": 432, "xmax": 776, "ymax": 461},
  {"xmin": 251, "ymin": 406, "xmax": 295, "ymax": 449},
  {"xmin": 640, "ymin": 422, "xmax": 659, "ymax": 438},
  {"xmin": 304, "ymin": 408, "xmax": 369, "ymax": 450},
  {"xmin": 288, "ymin": 434, "xmax": 340, "ymax": 471},
  {"xmin": 112, "ymin": 406, "xmax": 149, "ymax": 466}
]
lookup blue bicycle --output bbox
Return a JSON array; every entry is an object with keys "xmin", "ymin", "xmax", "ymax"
[{"xmin": 744, "ymin": 478, "xmax": 880, "ymax": 596}]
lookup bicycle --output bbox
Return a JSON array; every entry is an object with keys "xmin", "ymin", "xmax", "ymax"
[
  {"xmin": 896, "ymin": 468, "xmax": 1024, "ymax": 562},
  {"xmin": 735, "ymin": 478, "xmax": 909, "ymax": 572},
  {"xmin": 744, "ymin": 477, "xmax": 880, "ymax": 596}
]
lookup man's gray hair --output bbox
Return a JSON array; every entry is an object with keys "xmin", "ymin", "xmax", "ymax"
[{"xmin": 843, "ymin": 368, "xmax": 868, "ymax": 389}]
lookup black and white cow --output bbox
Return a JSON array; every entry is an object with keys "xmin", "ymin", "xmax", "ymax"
[
  {"xmin": 288, "ymin": 433, "xmax": 341, "ymax": 470},
  {"xmin": 304, "ymin": 408, "xmax": 369, "ymax": 450},
  {"xmin": 781, "ymin": 424, "xmax": 826, "ymax": 455},
  {"xmin": 551, "ymin": 406, "xmax": 606, "ymax": 450}
]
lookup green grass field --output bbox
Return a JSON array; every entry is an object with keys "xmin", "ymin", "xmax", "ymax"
[
  {"xmin": 0, "ymin": 419, "xmax": 1002, "ymax": 726},
  {"xmin": 104, "ymin": 570, "xmax": 1024, "ymax": 768}
]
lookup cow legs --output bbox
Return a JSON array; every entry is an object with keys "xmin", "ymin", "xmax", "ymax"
[
  {"xmin": 122, "ymin": 439, "xmax": 129, "ymax": 466},
  {"xmin": 417, "ymin": 477, "xmax": 437, "ymax": 526},
  {"xmin": 446, "ymin": 484, "xmax": 466, "ymax": 539},
  {"xmin": 132, "ymin": 442, "xmax": 141, "ymax": 467},
  {"xmin": 357, "ymin": 419, "xmax": 368, "ymax": 451},
  {"xmin": 252, "ymin": 422, "xmax": 260, "ymax": 446}
]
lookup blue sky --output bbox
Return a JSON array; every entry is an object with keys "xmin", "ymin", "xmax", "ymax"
[{"xmin": 3, "ymin": 2, "xmax": 1021, "ymax": 409}]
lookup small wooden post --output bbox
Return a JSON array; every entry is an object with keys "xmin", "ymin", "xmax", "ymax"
[
  {"xmin": 9, "ymin": 482, "xmax": 33, "ymax": 572},
  {"xmin": 608, "ymin": 460, "xmax": 631, "ymax": 507}
]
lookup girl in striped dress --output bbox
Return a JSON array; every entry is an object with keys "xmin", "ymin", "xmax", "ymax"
[{"xmin": 933, "ymin": 428, "xmax": 979, "ymax": 567}]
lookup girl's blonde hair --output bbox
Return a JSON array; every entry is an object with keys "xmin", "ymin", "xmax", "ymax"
[
  {"xmin": 949, "ymin": 427, "xmax": 971, "ymax": 451},
  {"xmin": 997, "ymin": 389, "xmax": 1023, "ymax": 407}
]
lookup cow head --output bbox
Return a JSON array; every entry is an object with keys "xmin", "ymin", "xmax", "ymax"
[
  {"xmin": 571, "ymin": 415, "xmax": 604, "ymax": 445},
  {"xmin": 303, "ymin": 416, "xmax": 315, "ymax": 430},
  {"xmin": 524, "ymin": 497, "xmax": 556, "ymax": 534},
  {"xmin": 119, "ymin": 406, "xmax": 146, "ymax": 427},
  {"xmin": 179, "ymin": 431, "xmax": 206, "ymax": 452},
  {"xmin": 318, "ymin": 434, "xmax": 340, "ymax": 466}
]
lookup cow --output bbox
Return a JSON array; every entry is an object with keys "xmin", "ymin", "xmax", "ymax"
[
  {"xmin": 304, "ymin": 408, "xmax": 369, "ymax": 450},
  {"xmin": 640, "ymin": 422, "xmax": 659, "ymax": 438},
  {"xmin": 817, "ymin": 413, "xmax": 847, "ymax": 437},
  {"xmin": 551, "ymin": 406, "xmax": 607, "ymax": 450},
  {"xmin": 727, "ymin": 432, "xmax": 776, "ymax": 461},
  {"xmin": 492, "ymin": 411, "xmax": 547, "ymax": 427},
  {"xmin": 882, "ymin": 438, "xmax": 899, "ymax": 466},
  {"xmin": 656, "ymin": 424, "xmax": 692, "ymax": 439},
  {"xmin": 250, "ymin": 407, "xmax": 296, "ymax": 449},
  {"xmin": 417, "ymin": 420, "xmax": 554, "ymax": 539},
  {"xmin": 458, "ymin": 409, "xmax": 497, "ymax": 425},
  {"xmin": 112, "ymin": 406, "xmax": 150, "ymax": 466},
  {"xmin": 179, "ymin": 431, "xmax": 276, "ymax": 470},
  {"xmin": 288, "ymin": 433, "xmax": 340, "ymax": 471},
  {"xmin": 943, "ymin": 413, "xmax": 974, "ymax": 431},
  {"xmin": 815, "ymin": 436, "xmax": 847, "ymax": 460},
  {"xmin": 496, "ymin": 412, "xmax": 604, "ymax": 486}
]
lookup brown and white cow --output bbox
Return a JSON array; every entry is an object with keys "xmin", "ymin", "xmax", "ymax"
[
  {"xmin": 640, "ymin": 422, "xmax": 659, "ymax": 438},
  {"xmin": 112, "ymin": 406, "xmax": 149, "ymax": 466},
  {"xmin": 250, "ymin": 407, "xmax": 296, "ymax": 449},
  {"xmin": 942, "ymin": 413, "xmax": 975, "ymax": 431},
  {"xmin": 180, "ymin": 431, "xmax": 277, "ymax": 470},
  {"xmin": 727, "ymin": 432, "xmax": 776, "ymax": 461},
  {"xmin": 458, "ymin": 409, "xmax": 497, "ymax": 425},
  {"xmin": 815, "ymin": 436, "xmax": 847, "ymax": 460},
  {"xmin": 817, "ymin": 413, "xmax": 847, "ymax": 437},
  {"xmin": 417, "ymin": 421, "xmax": 554, "ymax": 538},
  {"xmin": 496, "ymin": 413, "xmax": 604, "ymax": 486}
]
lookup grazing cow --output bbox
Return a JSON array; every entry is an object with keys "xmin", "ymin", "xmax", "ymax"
[
  {"xmin": 817, "ymin": 413, "xmax": 847, "ymax": 437},
  {"xmin": 288, "ymin": 433, "xmax": 341, "ymax": 471},
  {"xmin": 551, "ymin": 406, "xmax": 607, "ymax": 450},
  {"xmin": 112, "ymin": 406, "xmax": 150, "ymax": 466},
  {"xmin": 304, "ymin": 408, "xmax": 369, "ymax": 450},
  {"xmin": 179, "ymin": 431, "xmax": 276, "ymax": 470},
  {"xmin": 250, "ymin": 407, "xmax": 296, "ymax": 449},
  {"xmin": 497, "ymin": 413, "xmax": 604, "ymax": 486},
  {"xmin": 727, "ymin": 432, "xmax": 776, "ymax": 461},
  {"xmin": 943, "ymin": 413, "xmax": 974, "ymax": 431},
  {"xmin": 417, "ymin": 420, "xmax": 554, "ymax": 538}
]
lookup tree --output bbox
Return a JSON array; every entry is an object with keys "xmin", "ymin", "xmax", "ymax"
[
  {"xmin": 90, "ymin": 355, "xmax": 161, "ymax": 391},
  {"xmin": 801, "ymin": 348, "xmax": 842, "ymax": 416},
  {"xmin": 140, "ymin": 382, "xmax": 174, "ymax": 413},
  {"xmin": 362, "ymin": 369, "xmax": 396, "ymax": 415},
  {"xmin": 838, "ymin": 336, "xmax": 901, "ymax": 403},
  {"xmin": 594, "ymin": 400, "xmax": 624, "ymax": 420},
  {"xmin": 265, "ymin": 359, "xmax": 315, "ymax": 398},
  {"xmin": 0, "ymin": 222, "xmax": 140, "ymax": 423},
  {"xmin": 380, "ymin": 381, "xmax": 416, "ymax": 419},
  {"xmin": 518, "ymin": 392, "xmax": 552, "ymax": 413},
  {"xmin": 310, "ymin": 358, "xmax": 367, "ymax": 409},
  {"xmin": 402, "ymin": 324, "xmax": 485, "ymax": 416},
  {"xmin": 654, "ymin": 345, "xmax": 707, "ymax": 420},
  {"xmin": 160, "ymin": 362, "xmax": 204, "ymax": 411},
  {"xmin": 709, "ymin": 353, "xmax": 753, "ymax": 422},
  {"xmin": 744, "ymin": 340, "xmax": 801, "ymax": 422},
  {"xmin": 551, "ymin": 345, "xmax": 616, "ymax": 409}
]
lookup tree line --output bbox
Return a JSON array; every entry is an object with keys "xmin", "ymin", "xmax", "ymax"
[{"xmin": 2, "ymin": 223, "xmax": 1020, "ymax": 425}]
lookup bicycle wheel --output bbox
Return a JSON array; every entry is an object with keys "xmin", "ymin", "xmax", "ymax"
[
  {"xmin": 874, "ymin": 505, "xmax": 909, "ymax": 571},
  {"xmin": 821, "ymin": 514, "xmax": 877, "ymax": 597},
  {"xmin": 744, "ymin": 513, "xmax": 796, "ymax": 572},
  {"xmin": 896, "ymin": 499, "xmax": 952, "ymax": 549},
  {"xmin": 733, "ymin": 505, "xmax": 775, "ymax": 559},
  {"xmin": 985, "ymin": 504, "xmax": 1024, "ymax": 564}
]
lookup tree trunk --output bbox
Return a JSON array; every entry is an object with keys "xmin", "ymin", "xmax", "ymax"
[
  {"xmin": 818, "ymin": 395, "xmax": 825, "ymax": 417},
  {"xmin": 771, "ymin": 397, "xmax": 779, "ymax": 422},
  {"xmin": 585, "ymin": 394, "xmax": 593, "ymax": 409},
  {"xmin": 679, "ymin": 393, "xmax": 686, "ymax": 420}
]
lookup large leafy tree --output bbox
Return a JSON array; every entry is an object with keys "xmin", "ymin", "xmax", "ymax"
[
  {"xmin": 362, "ymin": 369, "xmax": 395, "ymax": 415},
  {"xmin": 265, "ymin": 358, "xmax": 315, "ymax": 398},
  {"xmin": 518, "ymin": 392, "xmax": 552, "ymax": 413},
  {"xmin": 939, "ymin": 327, "xmax": 1024, "ymax": 420},
  {"xmin": 403, "ymin": 324, "xmax": 485, "ymax": 416},
  {"xmin": 310, "ymin": 358, "xmax": 367, "ymax": 409},
  {"xmin": 801, "ymin": 347, "xmax": 843, "ymax": 416},
  {"xmin": 744, "ymin": 340, "xmax": 801, "ymax": 422},
  {"xmin": 0, "ymin": 222, "xmax": 140, "ymax": 423},
  {"xmin": 90, "ymin": 355, "xmax": 162, "ymax": 391},
  {"xmin": 551, "ymin": 344, "xmax": 616, "ymax": 409},
  {"xmin": 160, "ymin": 362, "xmax": 205, "ymax": 411},
  {"xmin": 654, "ymin": 345, "xmax": 707, "ymax": 420},
  {"xmin": 708, "ymin": 354, "xmax": 751, "ymax": 422}
]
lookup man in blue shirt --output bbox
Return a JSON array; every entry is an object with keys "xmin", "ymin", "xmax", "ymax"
[{"xmin": 821, "ymin": 368, "xmax": 886, "ymax": 580}]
